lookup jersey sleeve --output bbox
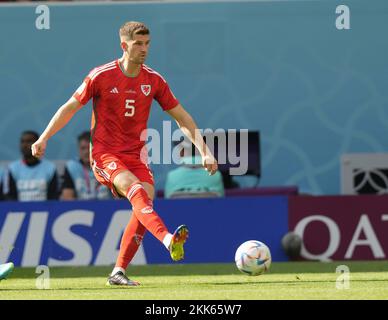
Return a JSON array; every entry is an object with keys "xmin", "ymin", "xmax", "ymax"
[
  {"xmin": 73, "ymin": 73, "xmax": 95, "ymax": 106},
  {"xmin": 154, "ymin": 77, "xmax": 179, "ymax": 111}
]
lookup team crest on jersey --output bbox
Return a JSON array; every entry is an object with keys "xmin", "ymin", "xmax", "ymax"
[
  {"xmin": 141, "ymin": 85, "xmax": 151, "ymax": 96},
  {"xmin": 107, "ymin": 161, "xmax": 117, "ymax": 170}
]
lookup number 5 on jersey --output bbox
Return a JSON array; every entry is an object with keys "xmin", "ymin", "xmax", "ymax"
[{"xmin": 125, "ymin": 99, "xmax": 135, "ymax": 117}]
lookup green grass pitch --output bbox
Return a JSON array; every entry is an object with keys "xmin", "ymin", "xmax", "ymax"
[{"xmin": 1, "ymin": 261, "xmax": 388, "ymax": 300}]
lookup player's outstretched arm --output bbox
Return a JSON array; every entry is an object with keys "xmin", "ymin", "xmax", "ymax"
[
  {"xmin": 167, "ymin": 104, "xmax": 218, "ymax": 175},
  {"xmin": 31, "ymin": 97, "xmax": 82, "ymax": 159}
]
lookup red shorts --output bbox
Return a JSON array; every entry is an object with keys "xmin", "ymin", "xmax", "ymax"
[{"xmin": 91, "ymin": 152, "xmax": 154, "ymax": 197}]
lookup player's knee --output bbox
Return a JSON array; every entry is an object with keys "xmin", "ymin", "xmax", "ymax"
[{"xmin": 113, "ymin": 172, "xmax": 139, "ymax": 197}]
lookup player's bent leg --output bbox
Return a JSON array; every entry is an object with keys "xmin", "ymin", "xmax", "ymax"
[
  {"xmin": 114, "ymin": 171, "xmax": 189, "ymax": 263},
  {"xmin": 114, "ymin": 172, "xmax": 169, "ymax": 243},
  {"xmin": 141, "ymin": 180, "xmax": 189, "ymax": 261},
  {"xmin": 0, "ymin": 262, "xmax": 14, "ymax": 281},
  {"xmin": 142, "ymin": 182, "xmax": 189, "ymax": 262}
]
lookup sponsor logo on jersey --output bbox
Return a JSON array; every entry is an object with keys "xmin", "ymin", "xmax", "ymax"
[
  {"xmin": 141, "ymin": 85, "xmax": 151, "ymax": 96},
  {"xmin": 107, "ymin": 161, "xmax": 117, "ymax": 170},
  {"xmin": 110, "ymin": 87, "xmax": 119, "ymax": 94}
]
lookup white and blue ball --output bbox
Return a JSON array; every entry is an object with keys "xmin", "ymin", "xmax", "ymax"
[{"xmin": 235, "ymin": 240, "xmax": 271, "ymax": 276}]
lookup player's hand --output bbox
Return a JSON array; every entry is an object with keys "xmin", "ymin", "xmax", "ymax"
[
  {"xmin": 202, "ymin": 154, "xmax": 218, "ymax": 175},
  {"xmin": 31, "ymin": 138, "xmax": 47, "ymax": 159}
]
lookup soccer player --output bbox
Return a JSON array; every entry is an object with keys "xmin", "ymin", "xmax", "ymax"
[{"xmin": 31, "ymin": 21, "xmax": 218, "ymax": 286}]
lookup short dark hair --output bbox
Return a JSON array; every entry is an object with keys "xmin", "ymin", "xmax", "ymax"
[
  {"xmin": 78, "ymin": 131, "xmax": 91, "ymax": 144},
  {"xmin": 21, "ymin": 130, "xmax": 39, "ymax": 141},
  {"xmin": 119, "ymin": 21, "xmax": 150, "ymax": 40}
]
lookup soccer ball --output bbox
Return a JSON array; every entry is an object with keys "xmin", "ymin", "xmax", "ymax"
[{"xmin": 235, "ymin": 240, "xmax": 271, "ymax": 276}]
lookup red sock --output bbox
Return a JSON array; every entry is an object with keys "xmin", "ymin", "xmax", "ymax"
[
  {"xmin": 126, "ymin": 182, "xmax": 169, "ymax": 243},
  {"xmin": 115, "ymin": 213, "xmax": 146, "ymax": 270}
]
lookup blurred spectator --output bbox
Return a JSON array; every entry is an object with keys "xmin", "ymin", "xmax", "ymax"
[
  {"xmin": 60, "ymin": 131, "xmax": 111, "ymax": 200},
  {"xmin": 165, "ymin": 141, "xmax": 224, "ymax": 199},
  {"xmin": 4, "ymin": 131, "xmax": 58, "ymax": 201}
]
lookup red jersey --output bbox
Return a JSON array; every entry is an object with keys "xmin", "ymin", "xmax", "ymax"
[{"xmin": 73, "ymin": 60, "xmax": 179, "ymax": 156}]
